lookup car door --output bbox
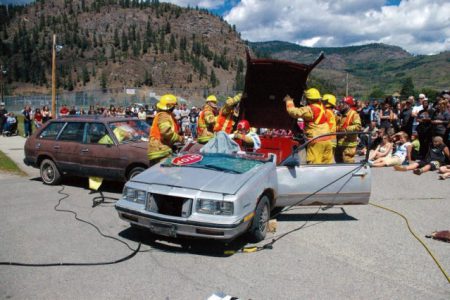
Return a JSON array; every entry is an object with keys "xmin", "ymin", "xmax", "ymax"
[
  {"xmin": 33, "ymin": 121, "xmax": 66, "ymax": 161},
  {"xmin": 54, "ymin": 121, "xmax": 86, "ymax": 174},
  {"xmin": 276, "ymin": 134, "xmax": 371, "ymax": 206},
  {"xmin": 79, "ymin": 122, "xmax": 122, "ymax": 180}
]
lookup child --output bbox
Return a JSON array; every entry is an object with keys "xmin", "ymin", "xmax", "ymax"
[
  {"xmin": 438, "ymin": 165, "xmax": 450, "ymax": 180},
  {"xmin": 370, "ymin": 131, "xmax": 412, "ymax": 167},
  {"xmin": 410, "ymin": 132, "xmax": 420, "ymax": 160},
  {"xmin": 395, "ymin": 136, "xmax": 450, "ymax": 174}
]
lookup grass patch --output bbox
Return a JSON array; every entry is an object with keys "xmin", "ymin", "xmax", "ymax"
[{"xmin": 0, "ymin": 150, "xmax": 27, "ymax": 176}]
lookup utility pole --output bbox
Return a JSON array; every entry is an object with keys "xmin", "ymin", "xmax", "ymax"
[
  {"xmin": 51, "ymin": 34, "xmax": 57, "ymax": 119},
  {"xmin": 0, "ymin": 65, "xmax": 6, "ymax": 104}
]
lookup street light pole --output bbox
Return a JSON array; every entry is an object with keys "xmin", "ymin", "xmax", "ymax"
[{"xmin": 51, "ymin": 34, "xmax": 57, "ymax": 119}]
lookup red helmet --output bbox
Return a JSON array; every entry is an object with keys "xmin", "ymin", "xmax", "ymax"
[
  {"xmin": 237, "ymin": 120, "xmax": 250, "ymax": 132},
  {"xmin": 342, "ymin": 96, "xmax": 355, "ymax": 107}
]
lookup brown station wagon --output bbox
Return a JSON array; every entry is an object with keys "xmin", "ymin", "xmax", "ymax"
[{"xmin": 24, "ymin": 116, "xmax": 150, "ymax": 185}]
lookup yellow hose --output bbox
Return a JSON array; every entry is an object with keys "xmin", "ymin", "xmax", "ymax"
[{"xmin": 370, "ymin": 202, "xmax": 450, "ymax": 284}]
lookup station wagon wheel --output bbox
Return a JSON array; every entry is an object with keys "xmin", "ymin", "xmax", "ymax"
[
  {"xmin": 127, "ymin": 166, "xmax": 146, "ymax": 180},
  {"xmin": 40, "ymin": 159, "xmax": 62, "ymax": 185},
  {"xmin": 248, "ymin": 195, "xmax": 270, "ymax": 243}
]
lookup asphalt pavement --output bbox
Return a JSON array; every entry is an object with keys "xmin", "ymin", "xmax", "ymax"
[{"xmin": 0, "ymin": 135, "xmax": 449, "ymax": 299}]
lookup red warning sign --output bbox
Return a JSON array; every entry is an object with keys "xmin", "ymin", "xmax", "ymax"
[{"xmin": 172, "ymin": 154, "xmax": 203, "ymax": 166}]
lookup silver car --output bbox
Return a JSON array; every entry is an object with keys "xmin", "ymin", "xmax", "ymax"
[{"xmin": 115, "ymin": 53, "xmax": 371, "ymax": 242}]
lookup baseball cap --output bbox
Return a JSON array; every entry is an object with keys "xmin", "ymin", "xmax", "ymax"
[
  {"xmin": 418, "ymin": 93, "xmax": 426, "ymax": 99},
  {"xmin": 0, "ymin": 102, "xmax": 5, "ymax": 106}
]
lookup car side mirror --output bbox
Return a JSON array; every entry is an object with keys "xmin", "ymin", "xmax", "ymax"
[{"xmin": 282, "ymin": 147, "xmax": 300, "ymax": 167}]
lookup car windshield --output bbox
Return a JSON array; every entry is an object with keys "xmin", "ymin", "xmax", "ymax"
[
  {"xmin": 162, "ymin": 153, "xmax": 264, "ymax": 174},
  {"xmin": 108, "ymin": 119, "xmax": 149, "ymax": 144}
]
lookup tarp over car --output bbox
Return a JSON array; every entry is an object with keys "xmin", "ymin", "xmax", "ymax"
[{"xmin": 239, "ymin": 49, "xmax": 324, "ymax": 130}]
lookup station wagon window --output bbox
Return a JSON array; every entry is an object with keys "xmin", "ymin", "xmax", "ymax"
[
  {"xmin": 58, "ymin": 122, "xmax": 85, "ymax": 142},
  {"xmin": 39, "ymin": 122, "xmax": 65, "ymax": 140},
  {"xmin": 86, "ymin": 123, "xmax": 112, "ymax": 144}
]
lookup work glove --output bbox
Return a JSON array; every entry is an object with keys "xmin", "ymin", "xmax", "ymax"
[{"xmin": 283, "ymin": 95, "xmax": 293, "ymax": 102}]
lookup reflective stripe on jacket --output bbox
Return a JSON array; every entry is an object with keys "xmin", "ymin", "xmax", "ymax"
[
  {"xmin": 148, "ymin": 111, "xmax": 181, "ymax": 161},
  {"xmin": 286, "ymin": 100, "xmax": 330, "ymax": 142},
  {"xmin": 337, "ymin": 109, "xmax": 361, "ymax": 147},
  {"xmin": 197, "ymin": 105, "xmax": 216, "ymax": 143},
  {"xmin": 214, "ymin": 94, "xmax": 241, "ymax": 133}
]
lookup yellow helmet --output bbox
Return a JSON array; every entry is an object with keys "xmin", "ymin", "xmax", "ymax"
[
  {"xmin": 322, "ymin": 94, "xmax": 336, "ymax": 107},
  {"xmin": 305, "ymin": 88, "xmax": 321, "ymax": 100},
  {"xmin": 206, "ymin": 95, "xmax": 218, "ymax": 103},
  {"xmin": 157, "ymin": 94, "xmax": 177, "ymax": 110}
]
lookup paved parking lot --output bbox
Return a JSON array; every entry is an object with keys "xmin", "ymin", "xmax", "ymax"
[{"xmin": 0, "ymin": 136, "xmax": 449, "ymax": 299}]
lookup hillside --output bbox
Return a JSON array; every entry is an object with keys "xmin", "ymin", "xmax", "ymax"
[
  {"xmin": 0, "ymin": 0, "xmax": 247, "ymax": 101},
  {"xmin": 250, "ymin": 41, "xmax": 450, "ymax": 97}
]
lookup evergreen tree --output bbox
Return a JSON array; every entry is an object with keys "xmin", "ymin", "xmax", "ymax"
[
  {"xmin": 400, "ymin": 77, "xmax": 415, "ymax": 99},
  {"xmin": 100, "ymin": 70, "xmax": 108, "ymax": 91},
  {"xmin": 121, "ymin": 30, "xmax": 128, "ymax": 52},
  {"xmin": 110, "ymin": 47, "xmax": 116, "ymax": 63},
  {"xmin": 209, "ymin": 69, "xmax": 219, "ymax": 88},
  {"xmin": 113, "ymin": 28, "xmax": 120, "ymax": 47},
  {"xmin": 82, "ymin": 66, "xmax": 90, "ymax": 85},
  {"xmin": 144, "ymin": 70, "xmax": 153, "ymax": 86}
]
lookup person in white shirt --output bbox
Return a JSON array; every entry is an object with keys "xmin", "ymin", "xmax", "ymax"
[
  {"xmin": 137, "ymin": 107, "xmax": 147, "ymax": 120},
  {"xmin": 370, "ymin": 131, "xmax": 412, "ymax": 167},
  {"xmin": 411, "ymin": 94, "xmax": 425, "ymax": 132}
]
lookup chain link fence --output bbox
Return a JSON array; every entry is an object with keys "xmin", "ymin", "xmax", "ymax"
[{"xmin": 3, "ymin": 87, "xmax": 237, "ymax": 113}]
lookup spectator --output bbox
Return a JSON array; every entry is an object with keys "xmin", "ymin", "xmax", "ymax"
[
  {"xmin": 399, "ymin": 100, "xmax": 414, "ymax": 136},
  {"xmin": 392, "ymin": 102, "xmax": 401, "ymax": 132},
  {"xmin": 368, "ymin": 134, "xmax": 393, "ymax": 161},
  {"xmin": 438, "ymin": 165, "xmax": 450, "ymax": 180},
  {"xmin": 59, "ymin": 104, "xmax": 69, "ymax": 117},
  {"xmin": 411, "ymin": 95, "xmax": 423, "ymax": 132},
  {"xmin": 411, "ymin": 132, "xmax": 420, "ymax": 160},
  {"xmin": 394, "ymin": 136, "xmax": 449, "ymax": 175},
  {"xmin": 378, "ymin": 102, "xmax": 394, "ymax": 134},
  {"xmin": 22, "ymin": 105, "xmax": 32, "ymax": 137},
  {"xmin": 179, "ymin": 103, "xmax": 190, "ymax": 136},
  {"xmin": 3, "ymin": 112, "xmax": 17, "ymax": 134},
  {"xmin": 78, "ymin": 108, "xmax": 86, "ymax": 115},
  {"xmin": 431, "ymin": 99, "xmax": 450, "ymax": 141},
  {"xmin": 42, "ymin": 105, "xmax": 51, "ymax": 123},
  {"xmin": 370, "ymin": 131, "xmax": 412, "ymax": 167},
  {"xmin": 137, "ymin": 107, "xmax": 147, "ymax": 121},
  {"xmin": 360, "ymin": 100, "xmax": 373, "ymax": 129},
  {"xmin": 0, "ymin": 102, "xmax": 7, "ymax": 134},
  {"xmin": 188, "ymin": 106, "xmax": 199, "ymax": 139},
  {"xmin": 33, "ymin": 108, "xmax": 43, "ymax": 129},
  {"xmin": 88, "ymin": 105, "xmax": 96, "ymax": 115},
  {"xmin": 69, "ymin": 106, "xmax": 77, "ymax": 115},
  {"xmin": 416, "ymin": 98, "xmax": 434, "ymax": 159}
]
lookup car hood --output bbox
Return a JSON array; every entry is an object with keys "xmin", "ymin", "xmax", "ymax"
[
  {"xmin": 130, "ymin": 163, "xmax": 264, "ymax": 195},
  {"xmin": 239, "ymin": 49, "xmax": 324, "ymax": 130}
]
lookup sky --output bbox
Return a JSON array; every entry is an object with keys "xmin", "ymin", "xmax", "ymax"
[
  {"xmin": 2, "ymin": 0, "xmax": 448, "ymax": 55},
  {"xmin": 164, "ymin": 0, "xmax": 450, "ymax": 55}
]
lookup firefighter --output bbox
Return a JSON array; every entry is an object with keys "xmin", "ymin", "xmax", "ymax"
[
  {"xmin": 336, "ymin": 96, "xmax": 362, "ymax": 163},
  {"xmin": 323, "ymin": 94, "xmax": 337, "ymax": 163},
  {"xmin": 231, "ymin": 119, "xmax": 261, "ymax": 152},
  {"xmin": 197, "ymin": 95, "xmax": 218, "ymax": 144},
  {"xmin": 148, "ymin": 94, "xmax": 183, "ymax": 166},
  {"xmin": 214, "ymin": 93, "xmax": 242, "ymax": 134},
  {"xmin": 284, "ymin": 88, "xmax": 332, "ymax": 164}
]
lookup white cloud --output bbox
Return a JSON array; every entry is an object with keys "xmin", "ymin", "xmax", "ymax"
[{"xmin": 224, "ymin": 0, "xmax": 450, "ymax": 54}]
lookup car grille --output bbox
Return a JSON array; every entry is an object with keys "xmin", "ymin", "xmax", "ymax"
[{"xmin": 146, "ymin": 194, "xmax": 192, "ymax": 217}]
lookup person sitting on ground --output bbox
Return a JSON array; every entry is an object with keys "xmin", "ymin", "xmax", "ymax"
[
  {"xmin": 368, "ymin": 133, "xmax": 393, "ymax": 161},
  {"xmin": 410, "ymin": 132, "xmax": 420, "ymax": 160},
  {"xmin": 438, "ymin": 165, "xmax": 450, "ymax": 180},
  {"xmin": 370, "ymin": 131, "xmax": 412, "ymax": 167},
  {"xmin": 230, "ymin": 120, "xmax": 261, "ymax": 152},
  {"xmin": 3, "ymin": 112, "xmax": 17, "ymax": 134},
  {"xmin": 394, "ymin": 136, "xmax": 450, "ymax": 175}
]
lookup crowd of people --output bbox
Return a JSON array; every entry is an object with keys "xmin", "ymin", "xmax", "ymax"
[{"xmin": 1, "ymin": 89, "xmax": 449, "ymax": 179}]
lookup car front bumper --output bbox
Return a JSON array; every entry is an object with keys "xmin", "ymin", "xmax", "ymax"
[{"xmin": 115, "ymin": 205, "xmax": 250, "ymax": 241}]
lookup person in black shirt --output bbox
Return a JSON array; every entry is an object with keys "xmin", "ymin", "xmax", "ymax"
[
  {"xmin": 400, "ymin": 101, "xmax": 414, "ymax": 136},
  {"xmin": 416, "ymin": 99, "xmax": 434, "ymax": 159},
  {"xmin": 22, "ymin": 105, "xmax": 32, "ymax": 137},
  {"xmin": 188, "ymin": 107, "xmax": 199, "ymax": 139},
  {"xmin": 431, "ymin": 100, "xmax": 450, "ymax": 142},
  {"xmin": 395, "ymin": 136, "xmax": 449, "ymax": 174}
]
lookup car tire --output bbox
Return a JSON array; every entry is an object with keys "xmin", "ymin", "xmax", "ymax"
[
  {"xmin": 270, "ymin": 206, "xmax": 284, "ymax": 218},
  {"xmin": 248, "ymin": 195, "xmax": 270, "ymax": 243},
  {"xmin": 40, "ymin": 159, "xmax": 62, "ymax": 185},
  {"xmin": 127, "ymin": 166, "xmax": 145, "ymax": 180}
]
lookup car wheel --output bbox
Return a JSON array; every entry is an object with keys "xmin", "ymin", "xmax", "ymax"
[
  {"xmin": 127, "ymin": 166, "xmax": 145, "ymax": 180},
  {"xmin": 270, "ymin": 206, "xmax": 285, "ymax": 218},
  {"xmin": 40, "ymin": 159, "xmax": 62, "ymax": 185},
  {"xmin": 248, "ymin": 195, "xmax": 270, "ymax": 243}
]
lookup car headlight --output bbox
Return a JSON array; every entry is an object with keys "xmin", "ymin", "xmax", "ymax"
[
  {"xmin": 123, "ymin": 187, "xmax": 146, "ymax": 204},
  {"xmin": 196, "ymin": 199, "xmax": 233, "ymax": 216}
]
